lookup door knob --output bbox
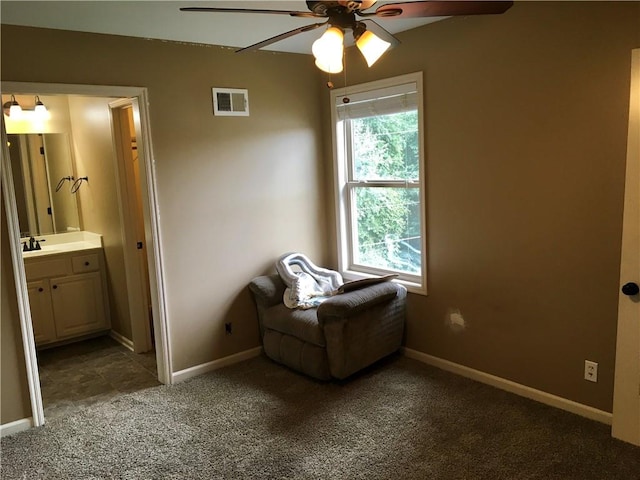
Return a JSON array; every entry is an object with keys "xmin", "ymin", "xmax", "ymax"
[{"xmin": 621, "ymin": 282, "xmax": 639, "ymax": 296}]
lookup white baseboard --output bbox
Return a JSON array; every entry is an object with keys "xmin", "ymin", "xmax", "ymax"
[
  {"xmin": 1, "ymin": 417, "xmax": 33, "ymax": 437},
  {"xmin": 402, "ymin": 348, "xmax": 613, "ymax": 425},
  {"xmin": 172, "ymin": 347, "xmax": 262, "ymax": 383},
  {"xmin": 109, "ymin": 330, "xmax": 134, "ymax": 352}
]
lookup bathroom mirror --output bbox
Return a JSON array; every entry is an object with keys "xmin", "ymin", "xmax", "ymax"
[{"xmin": 7, "ymin": 133, "xmax": 81, "ymax": 237}]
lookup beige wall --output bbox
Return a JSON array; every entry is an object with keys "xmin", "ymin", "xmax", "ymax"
[
  {"xmin": 0, "ymin": 24, "xmax": 328, "ymax": 384},
  {"xmin": 68, "ymin": 95, "xmax": 132, "ymax": 340},
  {"xmin": 1, "ymin": 195, "xmax": 32, "ymax": 424},
  {"xmin": 329, "ymin": 1, "xmax": 638, "ymax": 412}
]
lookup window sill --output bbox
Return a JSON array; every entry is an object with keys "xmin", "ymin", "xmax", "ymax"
[{"xmin": 341, "ymin": 270, "xmax": 427, "ymax": 296}]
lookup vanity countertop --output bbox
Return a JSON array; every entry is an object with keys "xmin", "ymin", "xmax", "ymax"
[
  {"xmin": 21, "ymin": 231, "xmax": 103, "ymax": 260},
  {"xmin": 22, "ymin": 241, "xmax": 102, "ymax": 259}
]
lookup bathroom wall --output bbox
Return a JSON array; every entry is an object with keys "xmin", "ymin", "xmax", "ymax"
[{"xmin": 67, "ymin": 95, "xmax": 133, "ymax": 341}]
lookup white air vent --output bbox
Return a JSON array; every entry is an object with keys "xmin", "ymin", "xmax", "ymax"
[{"xmin": 212, "ymin": 88, "xmax": 249, "ymax": 116}]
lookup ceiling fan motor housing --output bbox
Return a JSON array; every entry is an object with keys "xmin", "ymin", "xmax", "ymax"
[
  {"xmin": 307, "ymin": 1, "xmax": 332, "ymax": 15},
  {"xmin": 306, "ymin": 1, "xmax": 371, "ymax": 16}
]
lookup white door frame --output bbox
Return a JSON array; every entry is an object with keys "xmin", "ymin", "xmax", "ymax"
[
  {"xmin": 612, "ymin": 49, "xmax": 640, "ymax": 446},
  {"xmin": 1, "ymin": 116, "xmax": 45, "ymax": 427},
  {"xmin": 1, "ymin": 82, "xmax": 173, "ymax": 427}
]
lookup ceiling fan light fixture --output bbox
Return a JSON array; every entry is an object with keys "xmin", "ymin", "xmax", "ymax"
[
  {"xmin": 312, "ymin": 26, "xmax": 344, "ymax": 56},
  {"xmin": 312, "ymin": 26, "xmax": 344, "ymax": 73},
  {"xmin": 315, "ymin": 55, "xmax": 344, "ymax": 74},
  {"xmin": 356, "ymin": 30, "xmax": 391, "ymax": 67}
]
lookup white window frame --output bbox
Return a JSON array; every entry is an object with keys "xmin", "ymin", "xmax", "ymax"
[{"xmin": 330, "ymin": 72, "xmax": 427, "ymax": 295}]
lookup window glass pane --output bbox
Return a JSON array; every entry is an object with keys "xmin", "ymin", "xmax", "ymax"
[
  {"xmin": 353, "ymin": 186, "xmax": 421, "ymax": 275},
  {"xmin": 352, "ymin": 111, "xmax": 418, "ymax": 181}
]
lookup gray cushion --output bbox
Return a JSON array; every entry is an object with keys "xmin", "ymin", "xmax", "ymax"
[{"xmin": 262, "ymin": 304, "xmax": 325, "ymax": 347}]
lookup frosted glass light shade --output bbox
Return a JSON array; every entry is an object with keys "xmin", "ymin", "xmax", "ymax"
[
  {"xmin": 34, "ymin": 96, "xmax": 48, "ymax": 117},
  {"xmin": 312, "ymin": 27, "xmax": 344, "ymax": 74},
  {"xmin": 8, "ymin": 95, "xmax": 22, "ymax": 118},
  {"xmin": 356, "ymin": 30, "xmax": 391, "ymax": 67},
  {"xmin": 9, "ymin": 104, "xmax": 22, "ymax": 117},
  {"xmin": 315, "ymin": 56, "xmax": 343, "ymax": 74}
]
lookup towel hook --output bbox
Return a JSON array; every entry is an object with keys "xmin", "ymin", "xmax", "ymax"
[
  {"xmin": 71, "ymin": 176, "xmax": 88, "ymax": 194},
  {"xmin": 55, "ymin": 176, "xmax": 75, "ymax": 192}
]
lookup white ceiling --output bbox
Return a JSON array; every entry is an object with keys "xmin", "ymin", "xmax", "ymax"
[{"xmin": 0, "ymin": 1, "xmax": 445, "ymax": 55}]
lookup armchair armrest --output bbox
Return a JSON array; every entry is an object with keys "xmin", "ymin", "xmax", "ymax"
[
  {"xmin": 318, "ymin": 282, "xmax": 404, "ymax": 322},
  {"xmin": 249, "ymin": 274, "xmax": 286, "ymax": 308}
]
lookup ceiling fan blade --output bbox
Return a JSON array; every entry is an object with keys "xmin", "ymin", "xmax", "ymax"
[
  {"xmin": 373, "ymin": 1, "xmax": 513, "ymax": 18},
  {"xmin": 236, "ymin": 22, "xmax": 328, "ymax": 53},
  {"xmin": 360, "ymin": 20, "xmax": 400, "ymax": 49},
  {"xmin": 179, "ymin": 7, "xmax": 322, "ymax": 18}
]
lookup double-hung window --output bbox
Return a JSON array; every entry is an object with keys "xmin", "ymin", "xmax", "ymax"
[{"xmin": 331, "ymin": 72, "xmax": 426, "ymax": 294}]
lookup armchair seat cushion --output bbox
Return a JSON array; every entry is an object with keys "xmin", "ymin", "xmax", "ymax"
[{"xmin": 262, "ymin": 304, "xmax": 326, "ymax": 347}]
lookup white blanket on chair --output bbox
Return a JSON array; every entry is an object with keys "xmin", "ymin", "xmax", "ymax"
[{"xmin": 276, "ymin": 252, "xmax": 343, "ymax": 309}]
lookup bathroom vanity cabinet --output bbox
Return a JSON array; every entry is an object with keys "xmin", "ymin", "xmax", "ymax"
[{"xmin": 24, "ymin": 248, "xmax": 111, "ymax": 346}]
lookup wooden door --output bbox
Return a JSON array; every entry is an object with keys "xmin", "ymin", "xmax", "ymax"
[
  {"xmin": 612, "ymin": 49, "xmax": 640, "ymax": 446},
  {"xmin": 110, "ymin": 101, "xmax": 153, "ymax": 353}
]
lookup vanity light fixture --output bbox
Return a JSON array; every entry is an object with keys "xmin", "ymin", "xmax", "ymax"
[
  {"xmin": 34, "ymin": 96, "xmax": 48, "ymax": 116},
  {"xmin": 3, "ymin": 95, "xmax": 22, "ymax": 118},
  {"xmin": 3, "ymin": 95, "xmax": 49, "ymax": 119}
]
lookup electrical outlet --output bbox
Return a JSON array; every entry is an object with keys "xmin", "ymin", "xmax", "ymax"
[
  {"xmin": 225, "ymin": 322, "xmax": 232, "ymax": 335},
  {"xmin": 584, "ymin": 360, "xmax": 598, "ymax": 383}
]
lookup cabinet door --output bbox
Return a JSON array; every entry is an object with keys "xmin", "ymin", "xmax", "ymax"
[
  {"xmin": 50, "ymin": 272, "xmax": 108, "ymax": 339},
  {"xmin": 27, "ymin": 280, "xmax": 57, "ymax": 346}
]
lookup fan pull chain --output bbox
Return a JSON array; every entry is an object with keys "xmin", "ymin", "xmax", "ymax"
[{"xmin": 342, "ymin": 54, "xmax": 351, "ymax": 104}]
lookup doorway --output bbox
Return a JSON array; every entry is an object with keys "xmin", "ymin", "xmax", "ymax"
[{"xmin": 1, "ymin": 82, "xmax": 172, "ymax": 428}]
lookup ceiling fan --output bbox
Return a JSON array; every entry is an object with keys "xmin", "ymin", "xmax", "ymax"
[{"xmin": 181, "ymin": 1, "xmax": 514, "ymax": 73}]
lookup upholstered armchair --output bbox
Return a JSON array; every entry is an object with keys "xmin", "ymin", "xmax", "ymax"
[{"xmin": 249, "ymin": 274, "xmax": 407, "ymax": 380}]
